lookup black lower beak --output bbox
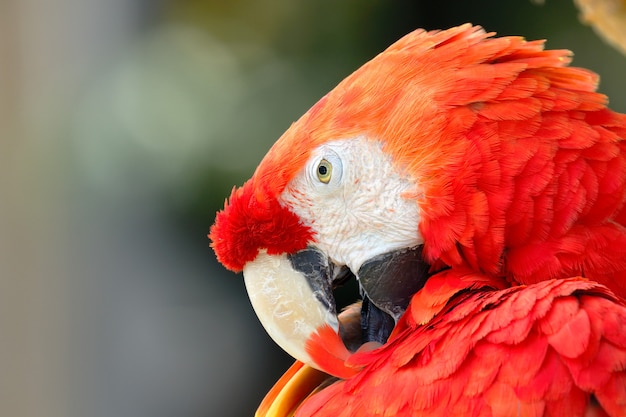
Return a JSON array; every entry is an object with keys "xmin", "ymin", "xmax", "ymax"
[
  {"xmin": 288, "ymin": 245, "xmax": 433, "ymax": 349},
  {"xmin": 358, "ymin": 245, "xmax": 432, "ymax": 344}
]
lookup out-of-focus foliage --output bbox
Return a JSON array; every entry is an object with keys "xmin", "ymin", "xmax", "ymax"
[{"xmin": 2, "ymin": 1, "xmax": 624, "ymax": 417}]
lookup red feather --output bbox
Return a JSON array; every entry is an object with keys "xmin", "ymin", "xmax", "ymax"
[
  {"xmin": 209, "ymin": 180, "xmax": 312, "ymax": 272},
  {"xmin": 295, "ymin": 278, "xmax": 626, "ymax": 417},
  {"xmin": 208, "ymin": 24, "xmax": 626, "ymax": 417},
  {"xmin": 214, "ymin": 23, "xmax": 626, "ymax": 290}
]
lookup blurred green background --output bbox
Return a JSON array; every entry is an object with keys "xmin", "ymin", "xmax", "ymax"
[{"xmin": 1, "ymin": 1, "xmax": 624, "ymax": 416}]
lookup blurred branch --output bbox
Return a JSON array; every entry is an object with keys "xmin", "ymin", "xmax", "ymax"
[{"xmin": 574, "ymin": 0, "xmax": 626, "ymax": 55}]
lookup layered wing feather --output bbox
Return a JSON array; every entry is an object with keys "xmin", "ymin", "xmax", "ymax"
[
  {"xmin": 296, "ymin": 277, "xmax": 626, "ymax": 417},
  {"xmin": 404, "ymin": 28, "xmax": 626, "ymax": 295}
]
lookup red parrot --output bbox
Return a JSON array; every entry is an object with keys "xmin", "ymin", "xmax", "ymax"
[{"xmin": 209, "ymin": 24, "xmax": 626, "ymax": 416}]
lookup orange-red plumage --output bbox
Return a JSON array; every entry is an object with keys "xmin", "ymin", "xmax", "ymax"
[
  {"xmin": 209, "ymin": 24, "xmax": 626, "ymax": 417},
  {"xmin": 215, "ymin": 23, "xmax": 626, "ymax": 293},
  {"xmin": 210, "ymin": 181, "xmax": 313, "ymax": 272},
  {"xmin": 296, "ymin": 279, "xmax": 626, "ymax": 417}
]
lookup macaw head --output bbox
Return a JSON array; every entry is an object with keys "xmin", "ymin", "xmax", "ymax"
[{"xmin": 209, "ymin": 24, "xmax": 611, "ymax": 378}]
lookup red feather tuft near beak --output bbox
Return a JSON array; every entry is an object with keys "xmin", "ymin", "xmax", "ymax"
[
  {"xmin": 209, "ymin": 180, "xmax": 313, "ymax": 272},
  {"xmin": 210, "ymin": 183, "xmax": 360, "ymax": 377}
]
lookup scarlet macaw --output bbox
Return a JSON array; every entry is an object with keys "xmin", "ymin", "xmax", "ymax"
[{"xmin": 210, "ymin": 24, "xmax": 626, "ymax": 416}]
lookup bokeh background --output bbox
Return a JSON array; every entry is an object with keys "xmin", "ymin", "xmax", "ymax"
[{"xmin": 1, "ymin": 1, "xmax": 625, "ymax": 416}]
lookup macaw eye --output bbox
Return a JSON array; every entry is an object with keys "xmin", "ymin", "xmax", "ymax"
[
  {"xmin": 308, "ymin": 147, "xmax": 342, "ymax": 187},
  {"xmin": 316, "ymin": 159, "xmax": 333, "ymax": 184}
]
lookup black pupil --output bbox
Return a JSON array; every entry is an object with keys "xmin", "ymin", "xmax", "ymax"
[{"xmin": 318, "ymin": 165, "xmax": 328, "ymax": 176}]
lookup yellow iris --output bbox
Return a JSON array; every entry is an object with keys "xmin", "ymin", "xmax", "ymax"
[{"xmin": 316, "ymin": 159, "xmax": 332, "ymax": 183}]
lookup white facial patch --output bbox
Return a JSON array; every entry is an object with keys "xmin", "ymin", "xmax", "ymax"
[{"xmin": 281, "ymin": 137, "xmax": 422, "ymax": 273}]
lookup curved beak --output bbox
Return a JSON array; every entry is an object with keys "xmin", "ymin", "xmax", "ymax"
[
  {"xmin": 243, "ymin": 247, "xmax": 355, "ymax": 378},
  {"xmin": 244, "ymin": 244, "xmax": 434, "ymax": 381}
]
